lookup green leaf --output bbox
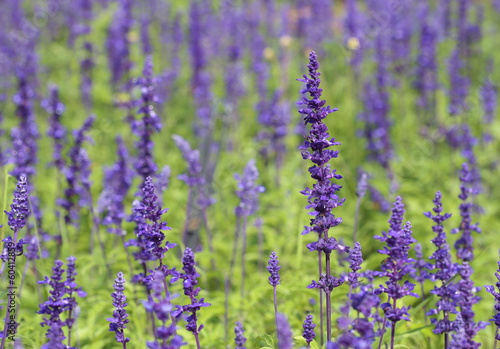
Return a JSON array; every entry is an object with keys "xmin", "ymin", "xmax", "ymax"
[{"xmin": 254, "ymin": 334, "xmax": 275, "ymax": 348}]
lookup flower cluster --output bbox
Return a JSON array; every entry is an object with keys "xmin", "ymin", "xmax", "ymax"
[
  {"xmin": 485, "ymin": 253, "xmax": 500, "ymax": 341},
  {"xmin": 452, "ymin": 163, "xmax": 481, "ymax": 262},
  {"xmin": 128, "ymin": 177, "xmax": 175, "ymax": 266},
  {"xmin": 172, "ymin": 248, "xmax": 210, "ymax": 339},
  {"xmin": 234, "ymin": 159, "xmax": 265, "ymax": 218},
  {"xmin": 42, "ymin": 85, "xmax": 66, "ymax": 171},
  {"xmin": 425, "ymin": 191, "xmax": 459, "ymax": 336},
  {"xmin": 374, "ymin": 197, "xmax": 418, "ymax": 324},
  {"xmin": 98, "ymin": 136, "xmax": 133, "ymax": 236},
  {"xmin": 37, "ymin": 257, "xmax": 85, "ymax": 349},
  {"xmin": 131, "ymin": 56, "xmax": 162, "ymax": 182},
  {"xmin": 143, "ymin": 270, "xmax": 184, "ymax": 348},
  {"xmin": 234, "ymin": 321, "xmax": 246, "ymax": 349},
  {"xmin": 107, "ymin": 271, "xmax": 130, "ymax": 345},
  {"xmin": 58, "ymin": 115, "xmax": 95, "ymax": 226},
  {"xmin": 267, "ymin": 252, "xmax": 281, "ymax": 287}
]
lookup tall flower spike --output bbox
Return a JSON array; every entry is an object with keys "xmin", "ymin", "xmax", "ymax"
[
  {"xmin": 425, "ymin": 191, "xmax": 458, "ymax": 344},
  {"xmin": 5, "ymin": 176, "xmax": 30, "ymax": 234},
  {"xmin": 172, "ymin": 247, "xmax": 210, "ymax": 349},
  {"xmin": 37, "ymin": 260, "xmax": 67, "ymax": 349},
  {"xmin": 64, "ymin": 255, "xmax": 86, "ymax": 346},
  {"xmin": 43, "ymin": 85, "xmax": 66, "ymax": 171},
  {"xmin": 132, "ymin": 56, "xmax": 162, "ymax": 183},
  {"xmin": 142, "ymin": 270, "xmax": 184, "ymax": 348},
  {"xmin": 107, "ymin": 271, "xmax": 130, "ymax": 345},
  {"xmin": 485, "ymin": 251, "xmax": 500, "ymax": 342},
  {"xmin": 374, "ymin": 197, "xmax": 418, "ymax": 348},
  {"xmin": 452, "ymin": 163, "xmax": 481, "ymax": 262},
  {"xmin": 234, "ymin": 321, "xmax": 246, "ymax": 349},
  {"xmin": 298, "ymin": 50, "xmax": 347, "ymax": 344},
  {"xmin": 276, "ymin": 313, "xmax": 293, "ymax": 349},
  {"xmin": 450, "ymin": 262, "xmax": 488, "ymax": 347}
]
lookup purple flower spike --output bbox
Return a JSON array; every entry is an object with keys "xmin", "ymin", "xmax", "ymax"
[
  {"xmin": 425, "ymin": 191, "xmax": 459, "ymax": 340},
  {"xmin": 132, "ymin": 56, "xmax": 162, "ymax": 182},
  {"xmin": 143, "ymin": 270, "xmax": 184, "ymax": 348},
  {"xmin": 298, "ymin": 51, "xmax": 347, "ymax": 343},
  {"xmin": 450, "ymin": 262, "xmax": 488, "ymax": 347},
  {"xmin": 107, "ymin": 271, "xmax": 130, "ymax": 345},
  {"xmin": 302, "ymin": 314, "xmax": 316, "ymax": 347},
  {"xmin": 348, "ymin": 242, "xmax": 363, "ymax": 289},
  {"xmin": 486, "ymin": 252, "xmax": 500, "ymax": 341},
  {"xmin": 234, "ymin": 159, "xmax": 265, "ymax": 218},
  {"xmin": 98, "ymin": 136, "xmax": 133, "ymax": 236},
  {"xmin": 173, "ymin": 247, "xmax": 210, "ymax": 348},
  {"xmin": 234, "ymin": 321, "xmax": 246, "ymax": 349},
  {"xmin": 65, "ymin": 256, "xmax": 86, "ymax": 335},
  {"xmin": 58, "ymin": 115, "xmax": 95, "ymax": 226},
  {"xmin": 128, "ymin": 176, "xmax": 174, "ymax": 267},
  {"xmin": 452, "ymin": 163, "xmax": 481, "ymax": 262},
  {"xmin": 37, "ymin": 260, "xmax": 67, "ymax": 349},
  {"xmin": 43, "ymin": 85, "xmax": 66, "ymax": 171},
  {"xmin": 276, "ymin": 313, "xmax": 293, "ymax": 349},
  {"xmin": 374, "ymin": 197, "xmax": 418, "ymax": 346},
  {"xmin": 5, "ymin": 176, "xmax": 30, "ymax": 233},
  {"xmin": 267, "ymin": 252, "xmax": 281, "ymax": 287}
]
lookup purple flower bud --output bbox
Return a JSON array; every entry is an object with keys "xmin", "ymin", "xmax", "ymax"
[
  {"xmin": 234, "ymin": 321, "xmax": 246, "ymax": 348},
  {"xmin": 302, "ymin": 314, "xmax": 316, "ymax": 346},
  {"xmin": 267, "ymin": 252, "xmax": 281, "ymax": 287},
  {"xmin": 107, "ymin": 271, "xmax": 130, "ymax": 344}
]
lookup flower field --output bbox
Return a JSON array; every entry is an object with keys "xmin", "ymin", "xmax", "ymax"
[{"xmin": 1, "ymin": 0, "xmax": 500, "ymax": 348}]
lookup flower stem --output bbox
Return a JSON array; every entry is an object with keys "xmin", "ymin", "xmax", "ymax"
[
  {"xmin": 353, "ymin": 195, "xmax": 362, "ymax": 243},
  {"xmin": 325, "ymin": 251, "xmax": 332, "ymax": 342},
  {"xmin": 274, "ymin": 285, "xmax": 280, "ymax": 349},
  {"xmin": 182, "ymin": 188, "xmax": 193, "ymax": 246},
  {"xmin": 318, "ymin": 250, "xmax": 324, "ymax": 346},
  {"xmin": 201, "ymin": 208, "xmax": 216, "ymax": 270},
  {"xmin": 240, "ymin": 216, "xmax": 248, "ymax": 304},
  {"xmin": 378, "ymin": 315, "xmax": 388, "ymax": 349}
]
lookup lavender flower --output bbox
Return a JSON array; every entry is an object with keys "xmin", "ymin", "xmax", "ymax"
[
  {"xmin": 131, "ymin": 56, "xmax": 162, "ymax": 182},
  {"xmin": 106, "ymin": 0, "xmax": 133, "ymax": 90},
  {"xmin": 298, "ymin": 51, "xmax": 347, "ymax": 343},
  {"xmin": 480, "ymin": 63, "xmax": 497, "ymax": 142},
  {"xmin": 414, "ymin": 4, "xmax": 438, "ymax": 114},
  {"xmin": 234, "ymin": 321, "xmax": 246, "ymax": 349},
  {"xmin": 58, "ymin": 115, "xmax": 95, "ymax": 226},
  {"xmin": 64, "ymin": 256, "xmax": 86, "ymax": 346},
  {"xmin": 107, "ymin": 271, "xmax": 130, "ymax": 346},
  {"xmin": 276, "ymin": 313, "xmax": 293, "ymax": 349},
  {"xmin": 452, "ymin": 163, "xmax": 481, "ymax": 262},
  {"xmin": 43, "ymin": 85, "xmax": 66, "ymax": 171},
  {"xmin": 448, "ymin": 48, "xmax": 469, "ymax": 116},
  {"xmin": 172, "ymin": 247, "xmax": 210, "ymax": 349},
  {"xmin": 143, "ymin": 270, "xmax": 184, "ymax": 348},
  {"xmin": 10, "ymin": 68, "xmax": 39, "ymax": 179},
  {"xmin": 450, "ymin": 262, "xmax": 488, "ymax": 348},
  {"xmin": 80, "ymin": 42, "xmax": 94, "ymax": 111},
  {"xmin": 425, "ymin": 191, "xmax": 459, "ymax": 343},
  {"xmin": 234, "ymin": 159, "xmax": 265, "ymax": 218},
  {"xmin": 348, "ymin": 242, "xmax": 362, "ymax": 289},
  {"xmin": 267, "ymin": 252, "xmax": 281, "ymax": 287},
  {"xmin": 37, "ymin": 260, "xmax": 67, "ymax": 349},
  {"xmin": 485, "ymin": 252, "xmax": 500, "ymax": 343},
  {"xmin": 374, "ymin": 197, "xmax": 418, "ymax": 348},
  {"xmin": 302, "ymin": 314, "xmax": 316, "ymax": 348},
  {"xmin": 173, "ymin": 135, "xmax": 214, "ymax": 248},
  {"xmin": 98, "ymin": 136, "xmax": 133, "ymax": 235},
  {"xmin": 128, "ymin": 176, "xmax": 175, "ymax": 266}
]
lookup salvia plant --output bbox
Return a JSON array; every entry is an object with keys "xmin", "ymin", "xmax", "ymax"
[{"xmin": 2, "ymin": 1, "xmax": 500, "ymax": 348}]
